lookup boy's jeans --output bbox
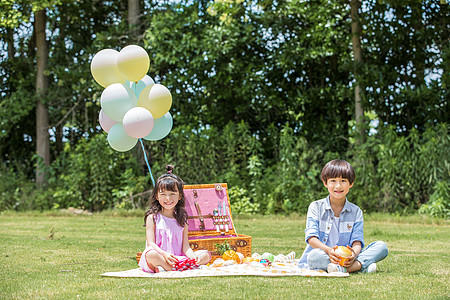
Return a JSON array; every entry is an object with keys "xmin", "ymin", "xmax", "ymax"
[{"xmin": 306, "ymin": 241, "xmax": 388, "ymax": 272}]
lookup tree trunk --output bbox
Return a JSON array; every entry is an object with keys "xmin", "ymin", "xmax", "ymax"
[
  {"xmin": 35, "ymin": 9, "xmax": 51, "ymax": 187},
  {"xmin": 128, "ymin": 0, "xmax": 139, "ymax": 36},
  {"xmin": 351, "ymin": 0, "xmax": 364, "ymax": 142}
]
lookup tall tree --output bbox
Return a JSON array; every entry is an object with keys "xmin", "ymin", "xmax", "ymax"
[
  {"xmin": 351, "ymin": 0, "xmax": 364, "ymax": 141},
  {"xmin": 35, "ymin": 8, "xmax": 50, "ymax": 187},
  {"xmin": 128, "ymin": 0, "xmax": 139, "ymax": 36}
]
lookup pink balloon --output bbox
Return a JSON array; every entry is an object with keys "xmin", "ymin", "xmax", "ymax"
[
  {"xmin": 122, "ymin": 107, "xmax": 154, "ymax": 138},
  {"xmin": 99, "ymin": 109, "xmax": 118, "ymax": 133}
]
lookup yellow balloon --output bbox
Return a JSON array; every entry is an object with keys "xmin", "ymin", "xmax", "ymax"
[
  {"xmin": 138, "ymin": 84, "xmax": 172, "ymax": 119},
  {"xmin": 117, "ymin": 45, "xmax": 150, "ymax": 82},
  {"xmin": 90, "ymin": 49, "xmax": 127, "ymax": 88}
]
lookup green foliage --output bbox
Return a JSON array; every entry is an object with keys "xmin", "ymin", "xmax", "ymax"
[
  {"xmin": 418, "ymin": 181, "xmax": 450, "ymax": 219},
  {"xmin": 351, "ymin": 124, "xmax": 450, "ymax": 214},
  {"xmin": 229, "ymin": 186, "xmax": 259, "ymax": 215},
  {"xmin": 48, "ymin": 135, "xmax": 149, "ymax": 211},
  {"xmin": 0, "ymin": 0, "xmax": 448, "ymax": 217}
]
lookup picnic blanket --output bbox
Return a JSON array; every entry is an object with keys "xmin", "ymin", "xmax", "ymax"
[{"xmin": 100, "ymin": 252, "xmax": 348, "ymax": 278}]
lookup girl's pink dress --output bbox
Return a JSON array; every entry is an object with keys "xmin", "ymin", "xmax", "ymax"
[{"xmin": 139, "ymin": 213, "xmax": 210, "ymax": 272}]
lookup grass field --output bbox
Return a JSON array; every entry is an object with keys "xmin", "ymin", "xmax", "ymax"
[{"xmin": 1, "ymin": 211, "xmax": 449, "ymax": 299}]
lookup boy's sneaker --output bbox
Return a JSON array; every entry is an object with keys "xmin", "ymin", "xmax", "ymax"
[
  {"xmin": 327, "ymin": 263, "xmax": 347, "ymax": 273},
  {"xmin": 155, "ymin": 266, "xmax": 167, "ymax": 273},
  {"xmin": 365, "ymin": 263, "xmax": 377, "ymax": 273}
]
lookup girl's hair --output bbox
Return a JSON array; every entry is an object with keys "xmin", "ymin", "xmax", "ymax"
[
  {"xmin": 321, "ymin": 159, "xmax": 356, "ymax": 184},
  {"xmin": 144, "ymin": 165, "xmax": 188, "ymax": 227}
]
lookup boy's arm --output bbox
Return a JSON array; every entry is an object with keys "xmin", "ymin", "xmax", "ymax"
[
  {"xmin": 349, "ymin": 208, "xmax": 365, "ymax": 249},
  {"xmin": 308, "ymin": 237, "xmax": 341, "ymax": 264},
  {"xmin": 342, "ymin": 241, "xmax": 362, "ymax": 268},
  {"xmin": 304, "ymin": 202, "xmax": 340, "ymax": 264}
]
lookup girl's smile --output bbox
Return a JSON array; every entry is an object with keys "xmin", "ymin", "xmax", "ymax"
[{"xmin": 157, "ymin": 190, "xmax": 181, "ymax": 211}]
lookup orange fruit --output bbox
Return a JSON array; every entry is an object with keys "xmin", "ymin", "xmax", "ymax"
[
  {"xmin": 335, "ymin": 246, "xmax": 352, "ymax": 266},
  {"xmin": 222, "ymin": 250, "xmax": 240, "ymax": 263}
]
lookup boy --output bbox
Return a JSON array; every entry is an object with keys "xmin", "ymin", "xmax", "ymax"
[{"xmin": 298, "ymin": 159, "xmax": 388, "ymax": 273}]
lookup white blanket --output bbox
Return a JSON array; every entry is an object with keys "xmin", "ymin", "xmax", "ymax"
[{"xmin": 101, "ymin": 260, "xmax": 348, "ymax": 278}]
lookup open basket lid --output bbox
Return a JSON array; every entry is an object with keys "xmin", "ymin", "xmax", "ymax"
[{"xmin": 183, "ymin": 183, "xmax": 238, "ymax": 236}]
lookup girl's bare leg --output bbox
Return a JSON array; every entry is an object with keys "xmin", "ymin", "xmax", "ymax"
[
  {"xmin": 196, "ymin": 251, "xmax": 211, "ymax": 265},
  {"xmin": 145, "ymin": 250, "xmax": 172, "ymax": 271}
]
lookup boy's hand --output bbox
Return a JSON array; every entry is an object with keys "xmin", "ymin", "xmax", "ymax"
[
  {"xmin": 328, "ymin": 246, "xmax": 342, "ymax": 265},
  {"xmin": 342, "ymin": 245, "xmax": 357, "ymax": 267}
]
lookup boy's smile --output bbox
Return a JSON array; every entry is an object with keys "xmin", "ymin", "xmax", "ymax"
[{"xmin": 323, "ymin": 177, "xmax": 353, "ymax": 202}]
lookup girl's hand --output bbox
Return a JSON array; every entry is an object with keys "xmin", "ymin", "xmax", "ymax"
[
  {"xmin": 342, "ymin": 246, "xmax": 357, "ymax": 268},
  {"xmin": 328, "ymin": 246, "xmax": 341, "ymax": 265},
  {"xmin": 163, "ymin": 252, "xmax": 178, "ymax": 267},
  {"xmin": 187, "ymin": 254, "xmax": 199, "ymax": 263}
]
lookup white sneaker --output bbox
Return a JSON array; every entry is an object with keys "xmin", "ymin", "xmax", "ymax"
[
  {"xmin": 366, "ymin": 263, "xmax": 377, "ymax": 273},
  {"xmin": 327, "ymin": 263, "xmax": 347, "ymax": 273}
]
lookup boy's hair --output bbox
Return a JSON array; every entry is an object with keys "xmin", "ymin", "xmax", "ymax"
[
  {"xmin": 144, "ymin": 165, "xmax": 188, "ymax": 227},
  {"xmin": 321, "ymin": 159, "xmax": 356, "ymax": 184}
]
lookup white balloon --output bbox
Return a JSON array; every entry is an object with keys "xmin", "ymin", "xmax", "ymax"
[
  {"xmin": 100, "ymin": 83, "xmax": 138, "ymax": 122},
  {"xmin": 90, "ymin": 49, "xmax": 127, "ymax": 88},
  {"xmin": 98, "ymin": 109, "xmax": 118, "ymax": 133},
  {"xmin": 122, "ymin": 107, "xmax": 155, "ymax": 138}
]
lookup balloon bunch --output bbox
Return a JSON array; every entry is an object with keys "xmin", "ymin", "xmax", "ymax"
[{"xmin": 91, "ymin": 45, "xmax": 173, "ymax": 152}]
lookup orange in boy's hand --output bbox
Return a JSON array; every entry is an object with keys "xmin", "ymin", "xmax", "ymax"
[{"xmin": 335, "ymin": 246, "xmax": 352, "ymax": 266}]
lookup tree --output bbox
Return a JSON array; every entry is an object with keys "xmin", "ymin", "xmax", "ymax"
[
  {"xmin": 351, "ymin": 0, "xmax": 364, "ymax": 142},
  {"xmin": 35, "ymin": 8, "xmax": 50, "ymax": 187}
]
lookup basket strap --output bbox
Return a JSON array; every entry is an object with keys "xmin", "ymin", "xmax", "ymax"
[
  {"xmin": 194, "ymin": 201, "xmax": 205, "ymax": 230},
  {"xmin": 188, "ymin": 214, "xmax": 213, "ymax": 219}
]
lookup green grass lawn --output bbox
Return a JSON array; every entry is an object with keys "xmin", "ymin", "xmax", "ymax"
[{"xmin": 1, "ymin": 211, "xmax": 448, "ymax": 299}]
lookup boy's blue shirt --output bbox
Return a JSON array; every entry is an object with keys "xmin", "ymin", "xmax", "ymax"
[{"xmin": 298, "ymin": 196, "xmax": 365, "ymax": 267}]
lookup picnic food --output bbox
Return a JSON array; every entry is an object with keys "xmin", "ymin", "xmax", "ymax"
[
  {"xmin": 335, "ymin": 246, "xmax": 352, "ymax": 266},
  {"xmin": 215, "ymin": 241, "xmax": 240, "ymax": 263},
  {"xmin": 172, "ymin": 258, "xmax": 199, "ymax": 271},
  {"xmin": 261, "ymin": 252, "xmax": 275, "ymax": 262}
]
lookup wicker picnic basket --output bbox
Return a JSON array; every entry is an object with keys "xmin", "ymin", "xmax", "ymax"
[{"xmin": 136, "ymin": 183, "xmax": 252, "ymax": 263}]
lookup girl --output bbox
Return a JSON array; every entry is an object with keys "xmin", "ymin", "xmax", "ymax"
[{"xmin": 138, "ymin": 165, "xmax": 211, "ymax": 273}]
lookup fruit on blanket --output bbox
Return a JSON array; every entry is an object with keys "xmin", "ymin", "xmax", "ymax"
[
  {"xmin": 215, "ymin": 240, "xmax": 231, "ymax": 255},
  {"xmin": 215, "ymin": 240, "xmax": 239, "ymax": 263},
  {"xmin": 243, "ymin": 257, "xmax": 256, "ymax": 264},
  {"xmin": 211, "ymin": 258, "xmax": 225, "ymax": 267},
  {"xmin": 236, "ymin": 252, "xmax": 244, "ymax": 264},
  {"xmin": 222, "ymin": 250, "xmax": 240, "ymax": 263},
  {"xmin": 335, "ymin": 246, "xmax": 352, "ymax": 266},
  {"xmin": 173, "ymin": 258, "xmax": 199, "ymax": 272},
  {"xmin": 261, "ymin": 252, "xmax": 275, "ymax": 262}
]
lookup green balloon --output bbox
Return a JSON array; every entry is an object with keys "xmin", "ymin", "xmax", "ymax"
[
  {"xmin": 143, "ymin": 112, "xmax": 173, "ymax": 141},
  {"xmin": 107, "ymin": 123, "xmax": 138, "ymax": 152},
  {"xmin": 101, "ymin": 83, "xmax": 137, "ymax": 122}
]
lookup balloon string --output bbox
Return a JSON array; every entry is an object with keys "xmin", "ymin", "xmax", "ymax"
[{"xmin": 139, "ymin": 138, "xmax": 155, "ymax": 186}]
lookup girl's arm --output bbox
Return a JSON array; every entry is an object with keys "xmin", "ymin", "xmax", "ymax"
[
  {"xmin": 182, "ymin": 224, "xmax": 197, "ymax": 261},
  {"xmin": 145, "ymin": 214, "xmax": 178, "ymax": 265}
]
